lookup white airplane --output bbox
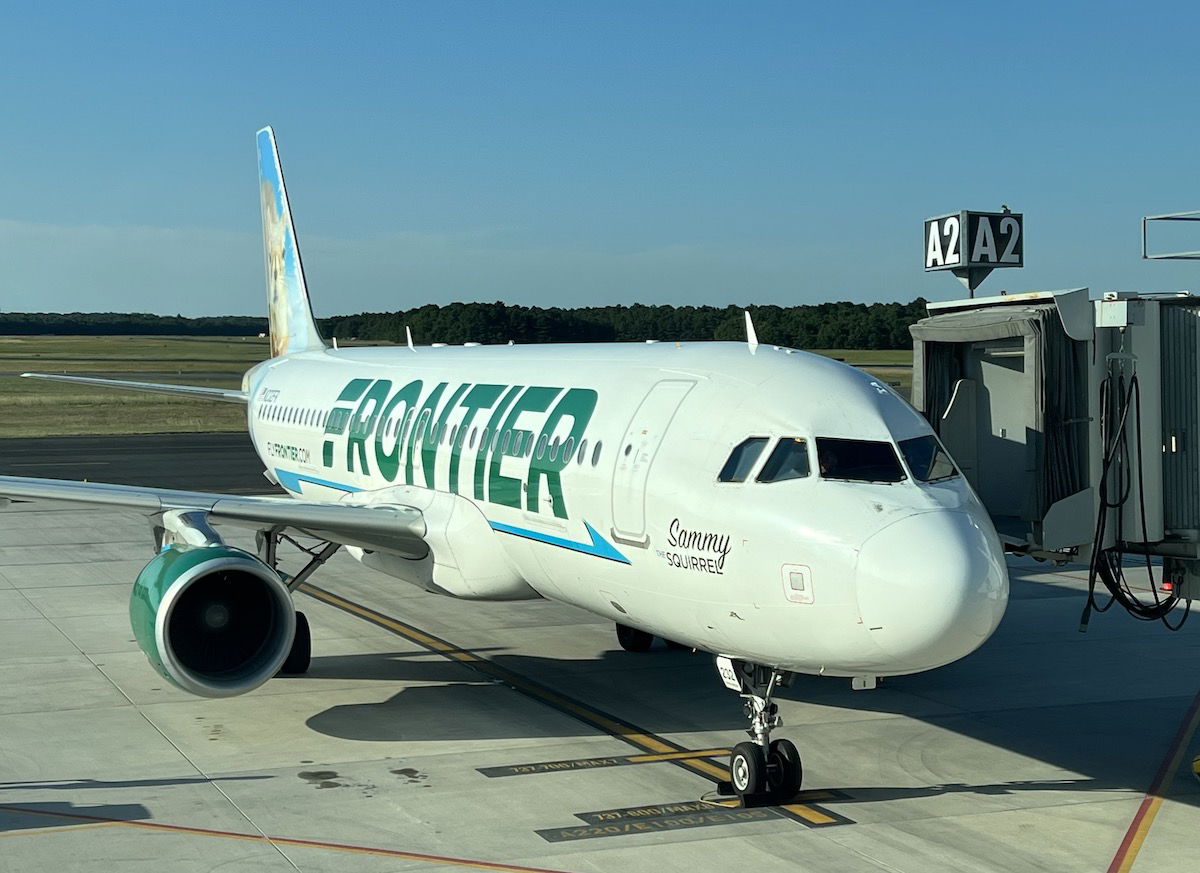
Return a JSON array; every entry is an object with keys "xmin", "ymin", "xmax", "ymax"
[{"xmin": 0, "ymin": 128, "xmax": 1008, "ymax": 802}]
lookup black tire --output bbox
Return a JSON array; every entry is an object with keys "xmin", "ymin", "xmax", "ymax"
[
  {"xmin": 729, "ymin": 742, "xmax": 766, "ymax": 796},
  {"xmin": 280, "ymin": 611, "xmax": 311, "ymax": 675},
  {"xmin": 616, "ymin": 623, "xmax": 654, "ymax": 652},
  {"xmin": 767, "ymin": 738, "xmax": 802, "ymax": 800}
]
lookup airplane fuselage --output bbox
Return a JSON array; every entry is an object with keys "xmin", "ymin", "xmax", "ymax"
[{"xmin": 245, "ymin": 341, "xmax": 1009, "ymax": 678}]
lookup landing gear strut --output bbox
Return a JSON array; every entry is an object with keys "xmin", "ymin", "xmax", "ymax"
[
  {"xmin": 717, "ymin": 656, "xmax": 802, "ymax": 802},
  {"xmin": 257, "ymin": 529, "xmax": 340, "ymax": 676}
]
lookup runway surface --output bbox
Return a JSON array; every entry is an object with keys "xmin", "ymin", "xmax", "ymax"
[
  {"xmin": 0, "ymin": 432, "xmax": 274, "ymax": 493},
  {"xmin": 0, "ymin": 433, "xmax": 1198, "ymax": 872}
]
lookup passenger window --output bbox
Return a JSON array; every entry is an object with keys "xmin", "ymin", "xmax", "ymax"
[
  {"xmin": 577, "ymin": 438, "xmax": 588, "ymax": 464},
  {"xmin": 757, "ymin": 438, "xmax": 811, "ymax": 483},
  {"xmin": 718, "ymin": 437, "xmax": 769, "ymax": 483},
  {"xmin": 899, "ymin": 435, "xmax": 959, "ymax": 482},
  {"xmin": 536, "ymin": 434, "xmax": 548, "ymax": 458},
  {"xmin": 815, "ymin": 438, "xmax": 906, "ymax": 483},
  {"xmin": 325, "ymin": 408, "xmax": 349, "ymax": 433},
  {"xmin": 562, "ymin": 436, "xmax": 574, "ymax": 461},
  {"xmin": 591, "ymin": 441, "xmax": 603, "ymax": 466}
]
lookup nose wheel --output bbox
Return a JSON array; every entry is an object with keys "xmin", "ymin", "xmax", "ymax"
[{"xmin": 717, "ymin": 657, "xmax": 802, "ymax": 802}]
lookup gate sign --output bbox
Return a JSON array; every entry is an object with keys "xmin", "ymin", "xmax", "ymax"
[{"xmin": 924, "ymin": 211, "xmax": 1023, "ymax": 271}]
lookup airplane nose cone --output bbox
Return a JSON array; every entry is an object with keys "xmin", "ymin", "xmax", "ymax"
[{"xmin": 855, "ymin": 509, "xmax": 1008, "ymax": 672}]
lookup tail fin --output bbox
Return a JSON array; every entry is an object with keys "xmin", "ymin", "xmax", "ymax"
[{"xmin": 257, "ymin": 126, "xmax": 326, "ymax": 357}]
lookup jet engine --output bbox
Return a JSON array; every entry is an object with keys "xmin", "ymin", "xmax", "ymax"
[{"xmin": 129, "ymin": 544, "xmax": 296, "ymax": 698}]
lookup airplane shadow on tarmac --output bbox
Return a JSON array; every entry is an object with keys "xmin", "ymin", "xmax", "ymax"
[
  {"xmin": 298, "ymin": 572, "xmax": 1200, "ymax": 812},
  {"xmin": 0, "ymin": 802, "xmax": 151, "ymax": 834}
]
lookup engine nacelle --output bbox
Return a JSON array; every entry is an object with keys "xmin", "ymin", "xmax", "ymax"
[{"xmin": 129, "ymin": 545, "xmax": 295, "ymax": 698}]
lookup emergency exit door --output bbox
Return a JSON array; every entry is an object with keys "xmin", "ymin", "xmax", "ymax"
[{"xmin": 610, "ymin": 380, "xmax": 694, "ymax": 543}]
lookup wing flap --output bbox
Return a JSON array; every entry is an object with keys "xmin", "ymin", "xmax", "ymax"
[
  {"xmin": 0, "ymin": 475, "xmax": 427, "ymax": 557},
  {"xmin": 21, "ymin": 373, "xmax": 248, "ymax": 404}
]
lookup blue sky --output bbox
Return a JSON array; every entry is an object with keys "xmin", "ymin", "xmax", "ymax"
[{"xmin": 2, "ymin": 1, "xmax": 1200, "ymax": 317}]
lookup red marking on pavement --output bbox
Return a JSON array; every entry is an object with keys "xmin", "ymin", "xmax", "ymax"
[{"xmin": 1106, "ymin": 686, "xmax": 1200, "ymax": 873}]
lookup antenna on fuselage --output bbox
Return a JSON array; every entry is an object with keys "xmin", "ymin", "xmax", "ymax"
[
  {"xmin": 405, "ymin": 325, "xmax": 416, "ymax": 352},
  {"xmin": 744, "ymin": 310, "xmax": 759, "ymax": 355}
]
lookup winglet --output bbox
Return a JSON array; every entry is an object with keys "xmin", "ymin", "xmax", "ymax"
[
  {"xmin": 744, "ymin": 310, "xmax": 759, "ymax": 354},
  {"xmin": 406, "ymin": 325, "xmax": 416, "ymax": 352}
]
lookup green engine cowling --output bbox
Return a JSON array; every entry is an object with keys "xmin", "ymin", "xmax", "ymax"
[{"xmin": 130, "ymin": 544, "xmax": 296, "ymax": 698}]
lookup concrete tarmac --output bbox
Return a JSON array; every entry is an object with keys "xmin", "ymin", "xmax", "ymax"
[{"xmin": 1, "ymin": 434, "xmax": 1198, "ymax": 872}]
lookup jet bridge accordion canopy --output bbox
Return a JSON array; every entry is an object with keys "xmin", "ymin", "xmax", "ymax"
[{"xmin": 910, "ymin": 300, "xmax": 1089, "ymax": 551}]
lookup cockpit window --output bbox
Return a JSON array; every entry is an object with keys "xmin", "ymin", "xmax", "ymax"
[
  {"xmin": 815, "ymin": 437, "xmax": 906, "ymax": 483},
  {"xmin": 718, "ymin": 437, "xmax": 768, "ymax": 482},
  {"xmin": 757, "ymin": 438, "xmax": 811, "ymax": 483},
  {"xmin": 899, "ymin": 435, "xmax": 959, "ymax": 482}
]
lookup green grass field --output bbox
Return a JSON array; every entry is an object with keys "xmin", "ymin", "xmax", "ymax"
[
  {"xmin": 808, "ymin": 349, "xmax": 913, "ymax": 396},
  {"xmin": 0, "ymin": 336, "xmax": 915, "ymax": 437},
  {"xmin": 0, "ymin": 336, "xmax": 268, "ymax": 437}
]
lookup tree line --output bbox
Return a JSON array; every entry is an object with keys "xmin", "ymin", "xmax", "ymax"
[
  {"xmin": 0, "ymin": 299, "xmax": 929, "ymax": 349},
  {"xmin": 326, "ymin": 299, "xmax": 929, "ymax": 349},
  {"xmin": 0, "ymin": 311, "xmax": 267, "ymax": 336}
]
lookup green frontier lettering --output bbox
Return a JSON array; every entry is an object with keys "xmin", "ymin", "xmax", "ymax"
[
  {"xmin": 322, "ymin": 378, "xmax": 371, "ymax": 467},
  {"xmin": 407, "ymin": 382, "xmax": 447, "ymax": 487},
  {"xmin": 424, "ymin": 383, "xmax": 469, "ymax": 488},
  {"xmin": 373, "ymin": 379, "xmax": 422, "ymax": 481},
  {"xmin": 475, "ymin": 385, "xmax": 521, "ymax": 501},
  {"xmin": 346, "ymin": 379, "xmax": 391, "ymax": 474},
  {"xmin": 451, "ymin": 384, "xmax": 505, "ymax": 494},
  {"xmin": 326, "ymin": 377, "xmax": 597, "ymax": 519},
  {"xmin": 527, "ymin": 387, "xmax": 597, "ymax": 517},
  {"xmin": 489, "ymin": 386, "xmax": 559, "ymax": 510}
]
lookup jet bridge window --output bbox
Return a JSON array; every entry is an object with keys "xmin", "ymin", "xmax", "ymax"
[
  {"xmin": 757, "ymin": 438, "xmax": 811, "ymax": 483},
  {"xmin": 718, "ymin": 437, "xmax": 769, "ymax": 482},
  {"xmin": 815, "ymin": 438, "xmax": 906, "ymax": 483},
  {"xmin": 898, "ymin": 435, "xmax": 959, "ymax": 483}
]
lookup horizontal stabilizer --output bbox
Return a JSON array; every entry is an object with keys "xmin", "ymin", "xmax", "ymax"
[{"xmin": 21, "ymin": 373, "xmax": 248, "ymax": 404}]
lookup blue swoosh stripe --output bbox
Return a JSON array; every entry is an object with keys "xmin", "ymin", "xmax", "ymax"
[
  {"xmin": 274, "ymin": 469, "xmax": 362, "ymax": 494},
  {"xmin": 272, "ymin": 469, "xmax": 627, "ymax": 564},
  {"xmin": 489, "ymin": 520, "xmax": 630, "ymax": 564}
]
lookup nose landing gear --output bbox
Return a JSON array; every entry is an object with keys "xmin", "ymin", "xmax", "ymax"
[{"xmin": 717, "ymin": 656, "xmax": 802, "ymax": 802}]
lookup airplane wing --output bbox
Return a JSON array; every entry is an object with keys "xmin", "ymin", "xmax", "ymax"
[
  {"xmin": 0, "ymin": 475, "xmax": 426, "ymax": 557},
  {"xmin": 21, "ymin": 373, "xmax": 248, "ymax": 404}
]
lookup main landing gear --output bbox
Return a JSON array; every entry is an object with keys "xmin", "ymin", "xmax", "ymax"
[
  {"xmin": 257, "ymin": 529, "xmax": 341, "ymax": 676},
  {"xmin": 615, "ymin": 622, "xmax": 692, "ymax": 652},
  {"xmin": 716, "ymin": 656, "xmax": 802, "ymax": 802}
]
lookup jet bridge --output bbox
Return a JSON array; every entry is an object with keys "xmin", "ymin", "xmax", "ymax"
[{"xmin": 909, "ymin": 287, "xmax": 1200, "ymax": 609}]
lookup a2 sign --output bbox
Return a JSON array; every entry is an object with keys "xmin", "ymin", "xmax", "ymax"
[{"xmin": 925, "ymin": 211, "xmax": 1023, "ymax": 271}]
